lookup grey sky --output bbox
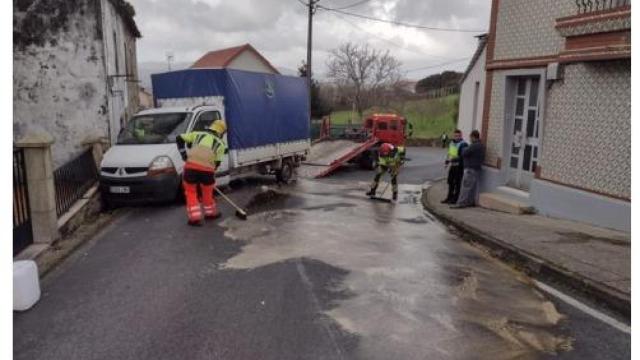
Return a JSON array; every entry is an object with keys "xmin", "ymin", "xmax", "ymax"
[{"xmin": 129, "ymin": 0, "xmax": 491, "ymax": 80}]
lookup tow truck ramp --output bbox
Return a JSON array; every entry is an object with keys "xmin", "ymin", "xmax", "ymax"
[{"xmin": 298, "ymin": 137, "xmax": 378, "ymax": 178}]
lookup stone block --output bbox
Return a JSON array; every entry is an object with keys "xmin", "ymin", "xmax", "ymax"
[{"xmin": 479, "ymin": 193, "xmax": 535, "ymax": 215}]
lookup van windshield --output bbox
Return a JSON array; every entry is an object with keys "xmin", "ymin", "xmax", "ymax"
[{"xmin": 117, "ymin": 113, "xmax": 191, "ymax": 145}]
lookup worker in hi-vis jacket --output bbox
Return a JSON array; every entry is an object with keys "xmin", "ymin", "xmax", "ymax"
[{"xmin": 176, "ymin": 120, "xmax": 228, "ymax": 226}]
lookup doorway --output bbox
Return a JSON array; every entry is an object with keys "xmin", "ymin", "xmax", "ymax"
[{"xmin": 507, "ymin": 77, "xmax": 541, "ymax": 191}]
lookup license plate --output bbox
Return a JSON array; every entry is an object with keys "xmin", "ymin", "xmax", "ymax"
[{"xmin": 110, "ymin": 186, "xmax": 130, "ymax": 194}]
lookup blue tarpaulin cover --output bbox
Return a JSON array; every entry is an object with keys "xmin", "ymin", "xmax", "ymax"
[{"xmin": 151, "ymin": 69, "xmax": 310, "ymax": 150}]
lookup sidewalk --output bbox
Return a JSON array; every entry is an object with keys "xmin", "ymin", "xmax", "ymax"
[{"xmin": 423, "ymin": 180, "xmax": 630, "ymax": 318}]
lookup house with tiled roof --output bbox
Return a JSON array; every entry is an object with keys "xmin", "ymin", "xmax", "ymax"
[{"xmin": 191, "ymin": 44, "xmax": 280, "ymax": 74}]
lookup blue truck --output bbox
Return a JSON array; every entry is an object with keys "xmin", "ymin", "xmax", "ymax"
[{"xmin": 99, "ymin": 68, "xmax": 310, "ymax": 205}]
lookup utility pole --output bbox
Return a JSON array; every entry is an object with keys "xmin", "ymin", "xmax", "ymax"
[
  {"xmin": 166, "ymin": 51, "xmax": 174, "ymax": 71},
  {"xmin": 306, "ymin": 0, "xmax": 318, "ymax": 118}
]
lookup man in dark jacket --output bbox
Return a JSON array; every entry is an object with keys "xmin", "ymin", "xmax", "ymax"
[
  {"xmin": 441, "ymin": 129, "xmax": 468, "ymax": 204},
  {"xmin": 452, "ymin": 130, "xmax": 485, "ymax": 208}
]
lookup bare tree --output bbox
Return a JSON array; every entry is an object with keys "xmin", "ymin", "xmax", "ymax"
[{"xmin": 326, "ymin": 42, "xmax": 402, "ymax": 122}]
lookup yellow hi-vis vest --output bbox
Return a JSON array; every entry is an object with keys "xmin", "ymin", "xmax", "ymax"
[
  {"xmin": 448, "ymin": 141, "xmax": 462, "ymax": 160},
  {"xmin": 179, "ymin": 131, "xmax": 227, "ymax": 168}
]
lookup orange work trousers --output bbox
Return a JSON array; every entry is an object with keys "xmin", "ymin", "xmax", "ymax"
[{"xmin": 182, "ymin": 162, "xmax": 218, "ymax": 223}]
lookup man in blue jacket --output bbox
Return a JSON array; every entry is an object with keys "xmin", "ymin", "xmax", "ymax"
[{"xmin": 452, "ymin": 130, "xmax": 485, "ymax": 208}]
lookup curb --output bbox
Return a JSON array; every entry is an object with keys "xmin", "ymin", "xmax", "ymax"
[{"xmin": 421, "ymin": 181, "xmax": 630, "ymax": 320}]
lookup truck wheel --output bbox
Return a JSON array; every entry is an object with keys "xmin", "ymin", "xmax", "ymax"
[
  {"xmin": 360, "ymin": 151, "xmax": 377, "ymax": 170},
  {"xmin": 276, "ymin": 159, "xmax": 294, "ymax": 183}
]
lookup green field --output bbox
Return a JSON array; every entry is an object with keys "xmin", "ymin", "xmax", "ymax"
[{"xmin": 329, "ymin": 94, "xmax": 458, "ymax": 139}]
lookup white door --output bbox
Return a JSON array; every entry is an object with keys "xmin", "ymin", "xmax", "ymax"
[{"xmin": 507, "ymin": 77, "xmax": 541, "ymax": 191}]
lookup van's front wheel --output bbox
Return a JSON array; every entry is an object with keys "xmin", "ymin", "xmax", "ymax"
[{"xmin": 276, "ymin": 159, "xmax": 293, "ymax": 184}]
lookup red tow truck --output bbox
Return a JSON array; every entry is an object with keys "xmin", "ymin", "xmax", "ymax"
[{"xmin": 300, "ymin": 113, "xmax": 412, "ymax": 178}]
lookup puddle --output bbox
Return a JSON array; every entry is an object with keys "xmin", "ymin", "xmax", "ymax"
[{"xmin": 221, "ymin": 180, "xmax": 572, "ymax": 359}]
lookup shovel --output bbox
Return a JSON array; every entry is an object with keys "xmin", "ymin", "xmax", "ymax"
[{"xmin": 214, "ymin": 187, "xmax": 248, "ymax": 220}]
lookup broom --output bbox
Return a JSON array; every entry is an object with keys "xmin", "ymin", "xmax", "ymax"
[{"xmin": 214, "ymin": 187, "xmax": 248, "ymax": 220}]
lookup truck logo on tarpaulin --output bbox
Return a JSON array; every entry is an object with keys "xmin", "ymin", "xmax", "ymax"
[{"xmin": 264, "ymin": 79, "xmax": 275, "ymax": 98}]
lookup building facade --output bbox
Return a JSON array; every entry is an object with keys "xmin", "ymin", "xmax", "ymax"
[
  {"xmin": 481, "ymin": 0, "xmax": 630, "ymax": 231},
  {"xmin": 458, "ymin": 34, "xmax": 487, "ymax": 138},
  {"xmin": 14, "ymin": 0, "xmax": 141, "ymax": 167}
]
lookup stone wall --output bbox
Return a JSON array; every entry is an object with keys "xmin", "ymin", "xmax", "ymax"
[
  {"xmin": 14, "ymin": 0, "xmax": 140, "ymax": 167},
  {"xmin": 13, "ymin": 0, "xmax": 110, "ymax": 168}
]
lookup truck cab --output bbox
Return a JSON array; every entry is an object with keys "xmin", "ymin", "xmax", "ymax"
[
  {"xmin": 363, "ymin": 113, "xmax": 412, "ymax": 146},
  {"xmin": 99, "ymin": 105, "xmax": 230, "ymax": 206}
]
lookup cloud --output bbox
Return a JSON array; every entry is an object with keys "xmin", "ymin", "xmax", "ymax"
[{"xmin": 129, "ymin": 0, "xmax": 491, "ymax": 79}]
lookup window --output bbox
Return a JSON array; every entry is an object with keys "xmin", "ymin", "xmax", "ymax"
[
  {"xmin": 365, "ymin": 119, "xmax": 373, "ymax": 129},
  {"xmin": 113, "ymin": 31, "xmax": 119, "ymax": 74},
  {"xmin": 192, "ymin": 111, "xmax": 221, "ymax": 131},
  {"xmin": 377, "ymin": 122, "xmax": 388, "ymax": 130},
  {"xmin": 390, "ymin": 120, "xmax": 398, "ymax": 130},
  {"xmin": 117, "ymin": 113, "xmax": 191, "ymax": 145}
]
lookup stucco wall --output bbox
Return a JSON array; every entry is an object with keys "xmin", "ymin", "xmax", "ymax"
[
  {"xmin": 228, "ymin": 51, "xmax": 277, "ymax": 74},
  {"xmin": 541, "ymin": 60, "xmax": 630, "ymax": 199},
  {"xmin": 100, "ymin": 0, "xmax": 139, "ymax": 144},
  {"xmin": 458, "ymin": 47, "xmax": 486, "ymax": 138},
  {"xmin": 13, "ymin": 0, "xmax": 110, "ymax": 168},
  {"xmin": 493, "ymin": 0, "xmax": 574, "ymax": 60}
]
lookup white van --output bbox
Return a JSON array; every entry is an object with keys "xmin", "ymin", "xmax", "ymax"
[{"xmin": 99, "ymin": 104, "xmax": 309, "ymax": 207}]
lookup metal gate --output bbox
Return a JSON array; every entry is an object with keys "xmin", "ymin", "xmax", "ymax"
[{"xmin": 13, "ymin": 149, "xmax": 33, "ymax": 256}]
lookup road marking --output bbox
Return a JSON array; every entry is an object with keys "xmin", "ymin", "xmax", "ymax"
[{"xmin": 533, "ymin": 280, "xmax": 631, "ymax": 334}]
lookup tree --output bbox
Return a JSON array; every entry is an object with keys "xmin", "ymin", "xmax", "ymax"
[
  {"xmin": 326, "ymin": 42, "xmax": 402, "ymax": 122},
  {"xmin": 298, "ymin": 62, "xmax": 332, "ymax": 119},
  {"xmin": 415, "ymin": 71, "xmax": 463, "ymax": 93}
]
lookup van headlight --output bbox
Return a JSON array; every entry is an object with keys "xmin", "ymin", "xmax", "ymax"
[{"xmin": 148, "ymin": 156, "xmax": 176, "ymax": 176}]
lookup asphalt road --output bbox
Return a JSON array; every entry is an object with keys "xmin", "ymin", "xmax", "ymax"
[{"xmin": 14, "ymin": 147, "xmax": 630, "ymax": 359}]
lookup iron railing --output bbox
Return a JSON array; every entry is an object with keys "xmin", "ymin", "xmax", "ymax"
[
  {"xmin": 577, "ymin": 0, "xmax": 630, "ymax": 13},
  {"xmin": 54, "ymin": 148, "xmax": 98, "ymax": 217},
  {"xmin": 14, "ymin": 148, "xmax": 33, "ymax": 256}
]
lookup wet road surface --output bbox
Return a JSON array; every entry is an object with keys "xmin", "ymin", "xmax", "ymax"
[{"xmin": 14, "ymin": 148, "xmax": 629, "ymax": 359}]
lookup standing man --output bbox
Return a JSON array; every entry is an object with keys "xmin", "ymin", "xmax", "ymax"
[
  {"xmin": 452, "ymin": 130, "xmax": 485, "ymax": 208},
  {"xmin": 440, "ymin": 132, "xmax": 448, "ymax": 148},
  {"xmin": 366, "ymin": 143, "xmax": 406, "ymax": 201},
  {"xmin": 176, "ymin": 120, "xmax": 228, "ymax": 226},
  {"xmin": 441, "ymin": 129, "xmax": 468, "ymax": 204}
]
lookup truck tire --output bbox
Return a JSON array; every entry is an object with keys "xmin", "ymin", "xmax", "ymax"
[
  {"xmin": 276, "ymin": 158, "xmax": 294, "ymax": 183},
  {"xmin": 359, "ymin": 150, "xmax": 377, "ymax": 170}
]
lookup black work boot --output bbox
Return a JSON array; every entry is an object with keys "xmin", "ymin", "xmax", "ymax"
[
  {"xmin": 366, "ymin": 188, "xmax": 376, "ymax": 197},
  {"xmin": 392, "ymin": 192, "xmax": 398, "ymax": 201}
]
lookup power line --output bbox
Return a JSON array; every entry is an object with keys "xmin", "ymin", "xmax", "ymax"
[
  {"xmin": 330, "ymin": 11, "xmax": 452, "ymax": 61},
  {"xmin": 318, "ymin": 6, "xmax": 485, "ymax": 33},
  {"xmin": 404, "ymin": 57, "xmax": 471, "ymax": 73},
  {"xmin": 325, "ymin": 0, "xmax": 371, "ymax": 10}
]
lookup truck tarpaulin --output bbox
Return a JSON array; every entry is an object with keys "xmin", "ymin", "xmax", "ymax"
[{"xmin": 151, "ymin": 69, "xmax": 310, "ymax": 150}]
